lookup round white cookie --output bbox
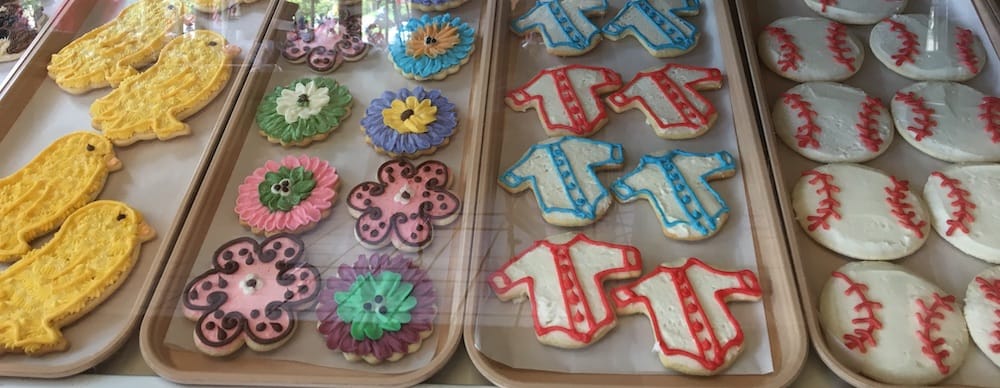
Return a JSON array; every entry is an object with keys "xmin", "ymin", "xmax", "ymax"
[
  {"xmin": 924, "ymin": 164, "xmax": 1000, "ymax": 263},
  {"xmin": 820, "ymin": 261, "xmax": 969, "ymax": 385},
  {"xmin": 804, "ymin": 0, "xmax": 907, "ymax": 25},
  {"xmin": 758, "ymin": 17, "xmax": 863, "ymax": 82},
  {"xmin": 870, "ymin": 14, "xmax": 987, "ymax": 81},
  {"xmin": 792, "ymin": 164, "xmax": 930, "ymax": 260},
  {"xmin": 892, "ymin": 82, "xmax": 1000, "ymax": 163},
  {"xmin": 774, "ymin": 82, "xmax": 893, "ymax": 163},
  {"xmin": 965, "ymin": 266, "xmax": 1000, "ymax": 369}
]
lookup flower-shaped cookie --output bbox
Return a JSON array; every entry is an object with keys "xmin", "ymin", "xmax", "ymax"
[
  {"xmin": 389, "ymin": 13, "xmax": 475, "ymax": 81},
  {"xmin": 256, "ymin": 77, "xmax": 353, "ymax": 147},
  {"xmin": 182, "ymin": 234, "xmax": 321, "ymax": 356},
  {"xmin": 362, "ymin": 87, "xmax": 458, "ymax": 157},
  {"xmin": 282, "ymin": 13, "xmax": 369, "ymax": 73},
  {"xmin": 236, "ymin": 155, "xmax": 339, "ymax": 236},
  {"xmin": 347, "ymin": 159, "xmax": 461, "ymax": 252},
  {"xmin": 317, "ymin": 254, "xmax": 437, "ymax": 364}
]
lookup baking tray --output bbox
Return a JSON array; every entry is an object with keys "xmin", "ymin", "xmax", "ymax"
[
  {"xmin": 463, "ymin": 0, "xmax": 807, "ymax": 386},
  {"xmin": 139, "ymin": 0, "xmax": 494, "ymax": 386},
  {"xmin": 735, "ymin": 0, "xmax": 1000, "ymax": 386},
  {"xmin": 0, "ymin": 0, "xmax": 276, "ymax": 378},
  {"xmin": 0, "ymin": 0, "xmax": 62, "ymax": 92}
]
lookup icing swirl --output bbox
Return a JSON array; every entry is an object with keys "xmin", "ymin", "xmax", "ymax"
[
  {"xmin": 236, "ymin": 155, "xmax": 339, "ymax": 235},
  {"xmin": 362, "ymin": 87, "xmax": 457, "ymax": 157},
  {"xmin": 389, "ymin": 13, "xmax": 475, "ymax": 80},
  {"xmin": 256, "ymin": 77, "xmax": 352, "ymax": 146}
]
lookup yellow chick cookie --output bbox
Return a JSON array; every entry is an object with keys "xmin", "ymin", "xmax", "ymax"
[
  {"xmin": 47, "ymin": 0, "xmax": 186, "ymax": 94},
  {"xmin": 0, "ymin": 201, "xmax": 155, "ymax": 355},
  {"xmin": 90, "ymin": 30, "xmax": 241, "ymax": 146},
  {"xmin": 0, "ymin": 132, "xmax": 121, "ymax": 263},
  {"xmin": 190, "ymin": 0, "xmax": 259, "ymax": 13}
]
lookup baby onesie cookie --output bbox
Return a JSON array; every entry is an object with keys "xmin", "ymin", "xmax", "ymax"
[
  {"xmin": 611, "ymin": 258, "xmax": 762, "ymax": 375},
  {"xmin": 91, "ymin": 30, "xmax": 240, "ymax": 146},
  {"xmin": 236, "ymin": 155, "xmax": 339, "ymax": 236},
  {"xmin": 348, "ymin": 159, "xmax": 461, "ymax": 252},
  {"xmin": 512, "ymin": 0, "xmax": 606, "ymax": 56},
  {"xmin": 362, "ymin": 86, "xmax": 457, "ymax": 158},
  {"xmin": 871, "ymin": 15, "xmax": 986, "ymax": 81},
  {"xmin": 612, "ymin": 150, "xmax": 736, "ymax": 241},
  {"xmin": 924, "ymin": 164, "xmax": 1000, "ymax": 263},
  {"xmin": 506, "ymin": 64, "xmax": 622, "ymax": 137},
  {"xmin": 499, "ymin": 136, "xmax": 624, "ymax": 227},
  {"xmin": 892, "ymin": 82, "xmax": 1000, "ymax": 163},
  {"xmin": 47, "ymin": 0, "xmax": 185, "ymax": 94},
  {"xmin": 283, "ymin": 13, "xmax": 369, "ymax": 73},
  {"xmin": 758, "ymin": 17, "xmax": 863, "ymax": 82},
  {"xmin": 965, "ymin": 267, "xmax": 1000, "ymax": 368},
  {"xmin": 774, "ymin": 82, "xmax": 893, "ymax": 163},
  {"xmin": 819, "ymin": 261, "xmax": 969, "ymax": 385},
  {"xmin": 0, "ymin": 132, "xmax": 120, "ymax": 263},
  {"xmin": 0, "ymin": 201, "xmax": 155, "ymax": 355},
  {"xmin": 182, "ymin": 234, "xmax": 320, "ymax": 356},
  {"xmin": 804, "ymin": 0, "xmax": 907, "ymax": 25},
  {"xmin": 602, "ymin": 0, "xmax": 701, "ymax": 57},
  {"xmin": 793, "ymin": 164, "xmax": 930, "ymax": 260},
  {"xmin": 256, "ymin": 77, "xmax": 353, "ymax": 147},
  {"xmin": 607, "ymin": 64, "xmax": 722, "ymax": 139},
  {"xmin": 0, "ymin": 1, "xmax": 46, "ymax": 63},
  {"xmin": 489, "ymin": 233, "xmax": 643, "ymax": 349},
  {"xmin": 317, "ymin": 254, "xmax": 436, "ymax": 364},
  {"xmin": 410, "ymin": 0, "xmax": 467, "ymax": 12},
  {"xmin": 389, "ymin": 13, "xmax": 475, "ymax": 81}
]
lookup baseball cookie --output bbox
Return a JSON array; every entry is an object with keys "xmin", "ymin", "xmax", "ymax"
[
  {"xmin": 256, "ymin": 77, "xmax": 353, "ymax": 147},
  {"xmin": 362, "ymin": 86, "xmax": 458, "ymax": 158},
  {"xmin": 965, "ymin": 267, "xmax": 1000, "ymax": 368},
  {"xmin": 820, "ymin": 261, "xmax": 969, "ymax": 385},
  {"xmin": 758, "ymin": 17, "xmax": 863, "ymax": 82},
  {"xmin": 774, "ymin": 82, "xmax": 893, "ymax": 163},
  {"xmin": 602, "ymin": 0, "xmax": 701, "ymax": 57},
  {"xmin": 804, "ymin": 0, "xmax": 907, "ymax": 25},
  {"xmin": 612, "ymin": 149, "xmax": 737, "ymax": 241},
  {"xmin": 792, "ymin": 164, "xmax": 930, "ymax": 260},
  {"xmin": 611, "ymin": 257, "xmax": 762, "ymax": 375},
  {"xmin": 182, "ymin": 234, "xmax": 320, "ymax": 356},
  {"xmin": 512, "ymin": 0, "xmax": 607, "ymax": 56},
  {"xmin": 389, "ymin": 13, "xmax": 475, "ymax": 81},
  {"xmin": 499, "ymin": 136, "xmax": 624, "ymax": 227},
  {"xmin": 892, "ymin": 82, "xmax": 1000, "ymax": 163},
  {"xmin": 506, "ymin": 64, "xmax": 622, "ymax": 137},
  {"xmin": 410, "ymin": 0, "xmax": 468, "ymax": 12},
  {"xmin": 282, "ymin": 13, "xmax": 369, "ymax": 73},
  {"xmin": 924, "ymin": 164, "xmax": 1000, "ymax": 264},
  {"xmin": 0, "ymin": 1, "xmax": 46, "ymax": 63},
  {"xmin": 871, "ymin": 14, "xmax": 986, "ymax": 81},
  {"xmin": 607, "ymin": 63, "xmax": 723, "ymax": 139},
  {"xmin": 235, "ymin": 155, "xmax": 339, "ymax": 236},
  {"xmin": 489, "ymin": 233, "xmax": 643, "ymax": 349}
]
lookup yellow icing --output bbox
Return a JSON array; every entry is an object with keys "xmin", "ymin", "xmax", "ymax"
[
  {"xmin": 0, "ymin": 132, "xmax": 120, "ymax": 263},
  {"xmin": 90, "ymin": 30, "xmax": 239, "ymax": 146},
  {"xmin": 47, "ymin": 0, "xmax": 185, "ymax": 94},
  {"xmin": 382, "ymin": 96, "xmax": 438, "ymax": 134},
  {"xmin": 190, "ymin": 0, "xmax": 259, "ymax": 13},
  {"xmin": 0, "ymin": 201, "xmax": 155, "ymax": 355}
]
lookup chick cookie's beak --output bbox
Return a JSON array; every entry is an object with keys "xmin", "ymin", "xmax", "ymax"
[
  {"xmin": 136, "ymin": 221, "xmax": 157, "ymax": 242},
  {"xmin": 106, "ymin": 156, "xmax": 123, "ymax": 171},
  {"xmin": 224, "ymin": 44, "xmax": 241, "ymax": 58}
]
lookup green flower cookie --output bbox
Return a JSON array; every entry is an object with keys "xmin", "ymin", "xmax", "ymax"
[
  {"xmin": 258, "ymin": 166, "xmax": 316, "ymax": 212},
  {"xmin": 334, "ymin": 271, "xmax": 418, "ymax": 341},
  {"xmin": 256, "ymin": 77, "xmax": 353, "ymax": 147}
]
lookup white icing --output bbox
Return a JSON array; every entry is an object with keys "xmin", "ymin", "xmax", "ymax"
[
  {"xmin": 602, "ymin": 0, "xmax": 700, "ymax": 54},
  {"xmin": 820, "ymin": 261, "xmax": 968, "ymax": 385},
  {"xmin": 792, "ymin": 163, "xmax": 930, "ymax": 260},
  {"xmin": 891, "ymin": 82, "xmax": 1000, "ymax": 163},
  {"xmin": 870, "ymin": 14, "xmax": 987, "ymax": 81},
  {"xmin": 964, "ymin": 266, "xmax": 1000, "ymax": 368},
  {"xmin": 607, "ymin": 65, "xmax": 721, "ymax": 138},
  {"xmin": 803, "ymin": 0, "xmax": 907, "ymax": 25},
  {"xmin": 924, "ymin": 164, "xmax": 1000, "ymax": 263},
  {"xmin": 512, "ymin": 0, "xmax": 604, "ymax": 52},
  {"xmin": 509, "ymin": 66, "xmax": 617, "ymax": 135},
  {"xmin": 275, "ymin": 81, "xmax": 330, "ymax": 124},
  {"xmin": 393, "ymin": 184, "xmax": 412, "ymax": 205},
  {"xmin": 773, "ymin": 82, "xmax": 893, "ymax": 163},
  {"xmin": 757, "ymin": 16, "xmax": 864, "ymax": 81},
  {"xmin": 240, "ymin": 273, "xmax": 262, "ymax": 295}
]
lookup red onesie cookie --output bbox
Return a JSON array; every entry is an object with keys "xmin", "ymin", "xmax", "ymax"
[
  {"xmin": 506, "ymin": 64, "xmax": 622, "ymax": 137},
  {"xmin": 607, "ymin": 64, "xmax": 723, "ymax": 140}
]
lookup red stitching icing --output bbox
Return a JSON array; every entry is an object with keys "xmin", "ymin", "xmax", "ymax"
[
  {"xmin": 884, "ymin": 176, "xmax": 926, "ymax": 238},
  {"xmin": 783, "ymin": 93, "xmax": 821, "ymax": 149},
  {"xmin": 826, "ymin": 22, "xmax": 856, "ymax": 72},
  {"xmin": 802, "ymin": 170, "xmax": 841, "ymax": 231},
  {"xmin": 819, "ymin": 0, "xmax": 836, "ymax": 12},
  {"xmin": 930, "ymin": 172, "xmax": 976, "ymax": 236},
  {"xmin": 915, "ymin": 293, "xmax": 956, "ymax": 375},
  {"xmin": 980, "ymin": 96, "xmax": 1000, "ymax": 144},
  {"xmin": 765, "ymin": 26, "xmax": 802, "ymax": 72},
  {"xmin": 894, "ymin": 91, "xmax": 937, "ymax": 141},
  {"xmin": 856, "ymin": 96, "xmax": 884, "ymax": 152},
  {"xmin": 832, "ymin": 271, "xmax": 883, "ymax": 354},
  {"xmin": 974, "ymin": 277, "xmax": 1000, "ymax": 353},
  {"xmin": 956, "ymin": 27, "xmax": 980, "ymax": 75},
  {"xmin": 886, "ymin": 18, "xmax": 919, "ymax": 66}
]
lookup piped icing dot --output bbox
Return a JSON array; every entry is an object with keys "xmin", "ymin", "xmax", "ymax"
[
  {"xmin": 364, "ymin": 87, "xmax": 457, "ymax": 157},
  {"xmin": 256, "ymin": 77, "xmax": 352, "ymax": 146},
  {"xmin": 236, "ymin": 155, "xmax": 339, "ymax": 236}
]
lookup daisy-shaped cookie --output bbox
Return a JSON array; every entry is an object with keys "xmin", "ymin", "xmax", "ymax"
[
  {"xmin": 362, "ymin": 86, "xmax": 458, "ymax": 158},
  {"xmin": 256, "ymin": 77, "xmax": 353, "ymax": 147},
  {"xmin": 235, "ymin": 155, "xmax": 340, "ymax": 236},
  {"xmin": 388, "ymin": 13, "xmax": 475, "ymax": 81},
  {"xmin": 282, "ymin": 13, "xmax": 369, "ymax": 73}
]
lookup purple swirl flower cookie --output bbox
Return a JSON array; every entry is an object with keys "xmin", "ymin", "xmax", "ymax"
[
  {"xmin": 362, "ymin": 86, "xmax": 458, "ymax": 158},
  {"xmin": 283, "ymin": 13, "xmax": 369, "ymax": 73},
  {"xmin": 409, "ymin": 0, "xmax": 468, "ymax": 12},
  {"xmin": 182, "ymin": 234, "xmax": 321, "ymax": 356},
  {"xmin": 317, "ymin": 254, "xmax": 437, "ymax": 364}
]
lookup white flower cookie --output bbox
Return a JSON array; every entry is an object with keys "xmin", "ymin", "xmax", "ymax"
[
  {"xmin": 602, "ymin": 0, "xmax": 701, "ymax": 57},
  {"xmin": 803, "ymin": 0, "xmax": 907, "ymax": 25},
  {"xmin": 870, "ymin": 14, "xmax": 986, "ymax": 81},
  {"xmin": 773, "ymin": 82, "xmax": 893, "ymax": 163},
  {"xmin": 792, "ymin": 164, "xmax": 930, "ymax": 260},
  {"xmin": 892, "ymin": 82, "xmax": 1000, "ymax": 163},
  {"xmin": 924, "ymin": 164, "xmax": 1000, "ymax": 264},
  {"xmin": 511, "ymin": 0, "xmax": 607, "ymax": 56},
  {"xmin": 758, "ymin": 17, "xmax": 863, "ymax": 82},
  {"xmin": 965, "ymin": 266, "xmax": 1000, "ymax": 369},
  {"xmin": 820, "ymin": 261, "xmax": 969, "ymax": 385},
  {"xmin": 606, "ymin": 64, "xmax": 723, "ymax": 140}
]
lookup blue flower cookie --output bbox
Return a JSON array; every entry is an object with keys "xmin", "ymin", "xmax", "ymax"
[
  {"xmin": 511, "ymin": 0, "xmax": 608, "ymax": 56},
  {"xmin": 602, "ymin": 0, "xmax": 702, "ymax": 57},
  {"xmin": 361, "ymin": 86, "xmax": 458, "ymax": 157},
  {"xmin": 389, "ymin": 13, "xmax": 475, "ymax": 81}
]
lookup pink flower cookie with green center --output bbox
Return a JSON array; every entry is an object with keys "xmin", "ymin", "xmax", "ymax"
[{"xmin": 236, "ymin": 155, "xmax": 339, "ymax": 236}]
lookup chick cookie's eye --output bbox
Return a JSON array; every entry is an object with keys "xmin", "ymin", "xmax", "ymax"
[
  {"xmin": 116, "ymin": 213, "xmax": 126, "ymax": 221},
  {"xmin": 86, "ymin": 144, "xmax": 95, "ymax": 151},
  {"xmin": 208, "ymin": 41, "xmax": 218, "ymax": 46}
]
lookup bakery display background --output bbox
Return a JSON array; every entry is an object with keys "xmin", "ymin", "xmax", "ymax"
[{"xmin": 0, "ymin": 0, "xmax": 60, "ymax": 85}]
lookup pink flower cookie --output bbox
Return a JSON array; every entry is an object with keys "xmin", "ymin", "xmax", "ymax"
[
  {"xmin": 236, "ymin": 155, "xmax": 339, "ymax": 236},
  {"xmin": 282, "ymin": 13, "xmax": 370, "ymax": 73},
  {"xmin": 347, "ymin": 159, "xmax": 461, "ymax": 252}
]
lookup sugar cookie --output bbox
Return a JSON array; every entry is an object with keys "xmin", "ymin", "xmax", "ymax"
[
  {"xmin": 965, "ymin": 267, "xmax": 1000, "ymax": 369},
  {"xmin": 410, "ymin": 0, "xmax": 467, "ymax": 12},
  {"xmin": 892, "ymin": 82, "xmax": 1000, "ymax": 163},
  {"xmin": 235, "ymin": 155, "xmax": 339, "ymax": 236},
  {"xmin": 804, "ymin": 0, "xmax": 907, "ymax": 25},
  {"xmin": 757, "ymin": 16, "xmax": 863, "ymax": 82},
  {"xmin": 362, "ymin": 86, "xmax": 457, "ymax": 158},
  {"xmin": 0, "ymin": 2, "xmax": 46, "ymax": 63},
  {"xmin": 282, "ymin": 13, "xmax": 369, "ymax": 73},
  {"xmin": 602, "ymin": 0, "xmax": 701, "ymax": 57},
  {"xmin": 607, "ymin": 63, "xmax": 722, "ymax": 139},
  {"xmin": 389, "ymin": 13, "xmax": 475, "ymax": 81},
  {"xmin": 870, "ymin": 14, "xmax": 986, "ymax": 81},
  {"xmin": 189, "ymin": 0, "xmax": 258, "ymax": 13},
  {"xmin": 256, "ymin": 77, "xmax": 353, "ymax": 147},
  {"xmin": 924, "ymin": 164, "xmax": 1000, "ymax": 264},
  {"xmin": 511, "ymin": 0, "xmax": 607, "ymax": 56},
  {"xmin": 506, "ymin": 64, "xmax": 622, "ymax": 137}
]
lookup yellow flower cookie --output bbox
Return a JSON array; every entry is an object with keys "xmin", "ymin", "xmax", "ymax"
[
  {"xmin": 190, "ymin": 0, "xmax": 259, "ymax": 13},
  {"xmin": 47, "ymin": 0, "xmax": 186, "ymax": 94},
  {"xmin": 90, "ymin": 30, "xmax": 241, "ymax": 146},
  {"xmin": 0, "ymin": 201, "xmax": 155, "ymax": 355},
  {"xmin": 0, "ymin": 132, "xmax": 121, "ymax": 263}
]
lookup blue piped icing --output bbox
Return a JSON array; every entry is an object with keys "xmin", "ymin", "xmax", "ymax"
[
  {"xmin": 603, "ymin": 0, "xmax": 700, "ymax": 53},
  {"xmin": 389, "ymin": 13, "xmax": 475, "ymax": 80},
  {"xmin": 362, "ymin": 87, "xmax": 457, "ymax": 156},
  {"xmin": 511, "ymin": 0, "xmax": 608, "ymax": 52}
]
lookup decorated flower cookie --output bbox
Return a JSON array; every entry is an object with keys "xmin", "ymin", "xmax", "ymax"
[
  {"xmin": 389, "ymin": 13, "xmax": 475, "ymax": 81},
  {"xmin": 182, "ymin": 234, "xmax": 321, "ymax": 356},
  {"xmin": 410, "ymin": 0, "xmax": 467, "ymax": 12},
  {"xmin": 362, "ymin": 87, "xmax": 458, "ymax": 158},
  {"xmin": 347, "ymin": 159, "xmax": 461, "ymax": 252},
  {"xmin": 316, "ymin": 254, "xmax": 437, "ymax": 364},
  {"xmin": 235, "ymin": 155, "xmax": 339, "ymax": 236},
  {"xmin": 282, "ymin": 13, "xmax": 369, "ymax": 73},
  {"xmin": 256, "ymin": 77, "xmax": 353, "ymax": 147}
]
